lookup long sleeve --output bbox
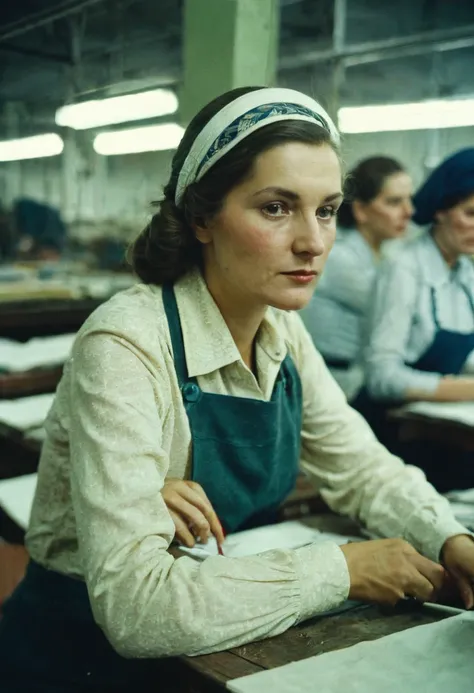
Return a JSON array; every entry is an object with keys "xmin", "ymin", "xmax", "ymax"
[
  {"xmin": 291, "ymin": 313, "xmax": 467, "ymax": 563},
  {"xmin": 364, "ymin": 260, "xmax": 442, "ymax": 401},
  {"xmin": 68, "ymin": 330, "xmax": 349, "ymax": 659},
  {"xmin": 317, "ymin": 243, "xmax": 374, "ymax": 315}
]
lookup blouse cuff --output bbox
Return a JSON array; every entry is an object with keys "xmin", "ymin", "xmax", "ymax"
[
  {"xmin": 406, "ymin": 512, "xmax": 474, "ymax": 563},
  {"xmin": 400, "ymin": 370, "xmax": 441, "ymax": 398},
  {"xmin": 293, "ymin": 542, "xmax": 350, "ymax": 623}
]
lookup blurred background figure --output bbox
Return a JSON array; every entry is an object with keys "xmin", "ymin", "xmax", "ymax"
[
  {"xmin": 0, "ymin": 204, "xmax": 16, "ymax": 261},
  {"xmin": 0, "ymin": 198, "xmax": 67, "ymax": 263},
  {"xmin": 300, "ymin": 156, "xmax": 413, "ymax": 401},
  {"xmin": 13, "ymin": 198, "xmax": 67, "ymax": 261},
  {"xmin": 363, "ymin": 148, "xmax": 474, "ymax": 490}
]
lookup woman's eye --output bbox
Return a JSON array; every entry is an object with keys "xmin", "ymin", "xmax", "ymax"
[
  {"xmin": 318, "ymin": 205, "xmax": 336, "ymax": 220},
  {"xmin": 262, "ymin": 202, "xmax": 288, "ymax": 217}
]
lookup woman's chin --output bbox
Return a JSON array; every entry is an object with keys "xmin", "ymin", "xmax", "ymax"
[{"xmin": 268, "ymin": 287, "xmax": 316, "ymax": 312}]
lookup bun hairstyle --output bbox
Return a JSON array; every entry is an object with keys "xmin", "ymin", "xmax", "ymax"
[
  {"xmin": 337, "ymin": 156, "xmax": 405, "ymax": 228},
  {"xmin": 128, "ymin": 86, "xmax": 337, "ymax": 285}
]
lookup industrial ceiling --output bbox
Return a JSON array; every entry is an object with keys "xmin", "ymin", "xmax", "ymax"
[{"xmin": 0, "ymin": 0, "xmax": 473, "ymax": 134}]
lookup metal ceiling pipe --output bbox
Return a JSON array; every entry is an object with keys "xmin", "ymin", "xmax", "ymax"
[
  {"xmin": 344, "ymin": 36, "xmax": 474, "ymax": 67},
  {"xmin": 0, "ymin": 43, "xmax": 72, "ymax": 64},
  {"xmin": 0, "ymin": 0, "xmax": 108, "ymax": 44},
  {"xmin": 280, "ymin": 23, "xmax": 474, "ymax": 70}
]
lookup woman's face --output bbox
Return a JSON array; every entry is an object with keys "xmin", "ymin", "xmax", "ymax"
[
  {"xmin": 196, "ymin": 141, "xmax": 343, "ymax": 313},
  {"xmin": 354, "ymin": 172, "xmax": 413, "ymax": 241},
  {"xmin": 435, "ymin": 194, "xmax": 474, "ymax": 256}
]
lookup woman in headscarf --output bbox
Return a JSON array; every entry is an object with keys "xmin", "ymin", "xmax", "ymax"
[
  {"xmin": 364, "ymin": 148, "xmax": 474, "ymax": 490},
  {"xmin": 300, "ymin": 156, "xmax": 413, "ymax": 401}
]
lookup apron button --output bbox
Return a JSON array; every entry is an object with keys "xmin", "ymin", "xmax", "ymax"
[{"xmin": 182, "ymin": 382, "xmax": 201, "ymax": 402}]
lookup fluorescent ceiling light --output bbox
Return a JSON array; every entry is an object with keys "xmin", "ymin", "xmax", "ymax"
[
  {"xmin": 0, "ymin": 133, "xmax": 64, "ymax": 162},
  {"xmin": 56, "ymin": 88, "xmax": 178, "ymax": 130},
  {"xmin": 93, "ymin": 123, "xmax": 185, "ymax": 156},
  {"xmin": 338, "ymin": 99, "xmax": 474, "ymax": 134}
]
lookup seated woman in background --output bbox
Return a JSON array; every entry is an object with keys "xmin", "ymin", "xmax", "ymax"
[
  {"xmin": 13, "ymin": 198, "xmax": 66, "ymax": 261},
  {"xmin": 364, "ymin": 148, "xmax": 474, "ymax": 490},
  {"xmin": 300, "ymin": 156, "xmax": 412, "ymax": 401},
  {"xmin": 1, "ymin": 88, "xmax": 473, "ymax": 692}
]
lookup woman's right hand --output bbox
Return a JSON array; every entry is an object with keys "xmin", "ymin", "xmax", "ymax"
[
  {"xmin": 161, "ymin": 478, "xmax": 225, "ymax": 548},
  {"xmin": 340, "ymin": 538, "xmax": 447, "ymax": 605}
]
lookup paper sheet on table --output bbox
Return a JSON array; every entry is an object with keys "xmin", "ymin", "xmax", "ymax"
[
  {"xmin": 0, "ymin": 393, "xmax": 54, "ymax": 430},
  {"xmin": 402, "ymin": 400, "xmax": 474, "ymax": 426},
  {"xmin": 227, "ymin": 612, "xmax": 474, "ymax": 693},
  {"xmin": 448, "ymin": 502, "xmax": 474, "ymax": 529},
  {"xmin": 179, "ymin": 520, "xmax": 360, "ymax": 560},
  {"xmin": 446, "ymin": 487, "xmax": 474, "ymax": 503},
  {"xmin": 0, "ymin": 333, "xmax": 75, "ymax": 372},
  {"xmin": 0, "ymin": 473, "xmax": 37, "ymax": 530},
  {"xmin": 444, "ymin": 489, "xmax": 474, "ymax": 530}
]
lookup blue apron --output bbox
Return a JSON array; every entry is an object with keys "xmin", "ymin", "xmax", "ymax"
[
  {"xmin": 409, "ymin": 285, "xmax": 474, "ymax": 375},
  {"xmin": 0, "ymin": 283, "xmax": 303, "ymax": 691}
]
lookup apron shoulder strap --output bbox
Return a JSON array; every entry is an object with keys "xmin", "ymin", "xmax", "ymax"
[
  {"xmin": 461, "ymin": 283, "xmax": 474, "ymax": 316},
  {"xmin": 162, "ymin": 283, "xmax": 190, "ymax": 386},
  {"xmin": 430, "ymin": 287, "xmax": 441, "ymax": 329}
]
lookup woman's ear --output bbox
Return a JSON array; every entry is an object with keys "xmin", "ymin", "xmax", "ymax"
[
  {"xmin": 434, "ymin": 209, "xmax": 447, "ymax": 227},
  {"xmin": 194, "ymin": 218, "xmax": 213, "ymax": 245},
  {"xmin": 352, "ymin": 199, "xmax": 367, "ymax": 225}
]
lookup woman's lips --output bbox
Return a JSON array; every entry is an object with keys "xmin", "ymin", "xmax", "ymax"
[{"xmin": 282, "ymin": 270, "xmax": 317, "ymax": 284}]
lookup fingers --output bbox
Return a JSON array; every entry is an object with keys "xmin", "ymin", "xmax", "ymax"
[
  {"xmin": 410, "ymin": 554, "xmax": 447, "ymax": 598},
  {"xmin": 163, "ymin": 480, "xmax": 225, "ymax": 546},
  {"xmin": 166, "ymin": 495, "xmax": 211, "ymax": 542},
  {"xmin": 187, "ymin": 482, "xmax": 225, "ymax": 545},
  {"xmin": 169, "ymin": 510, "xmax": 196, "ymax": 548},
  {"xmin": 452, "ymin": 573, "xmax": 474, "ymax": 609},
  {"xmin": 405, "ymin": 574, "xmax": 439, "ymax": 603}
]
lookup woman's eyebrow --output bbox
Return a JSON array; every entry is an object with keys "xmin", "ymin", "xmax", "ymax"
[
  {"xmin": 251, "ymin": 186, "xmax": 300, "ymax": 200},
  {"xmin": 251, "ymin": 188, "xmax": 343, "ymax": 202}
]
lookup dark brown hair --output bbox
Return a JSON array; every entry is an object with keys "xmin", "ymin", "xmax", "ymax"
[
  {"xmin": 337, "ymin": 156, "xmax": 405, "ymax": 228},
  {"xmin": 128, "ymin": 86, "xmax": 337, "ymax": 285}
]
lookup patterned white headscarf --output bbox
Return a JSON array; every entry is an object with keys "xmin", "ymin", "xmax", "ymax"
[{"xmin": 175, "ymin": 87, "xmax": 339, "ymax": 206}]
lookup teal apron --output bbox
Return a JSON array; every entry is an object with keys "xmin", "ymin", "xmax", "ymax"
[
  {"xmin": 162, "ymin": 283, "xmax": 302, "ymax": 532},
  {"xmin": 409, "ymin": 285, "xmax": 474, "ymax": 376},
  {"xmin": 0, "ymin": 283, "xmax": 303, "ymax": 691}
]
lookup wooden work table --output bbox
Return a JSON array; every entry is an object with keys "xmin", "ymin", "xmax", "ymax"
[
  {"xmin": 177, "ymin": 603, "xmax": 449, "ymax": 692},
  {"xmin": 0, "ymin": 297, "xmax": 103, "ymax": 341},
  {"xmin": 0, "ymin": 366, "xmax": 62, "ymax": 399},
  {"xmin": 170, "ymin": 513, "xmax": 455, "ymax": 691},
  {"xmin": 389, "ymin": 407, "xmax": 474, "ymax": 451}
]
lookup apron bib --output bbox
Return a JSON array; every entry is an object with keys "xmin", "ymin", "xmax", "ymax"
[
  {"xmin": 162, "ymin": 283, "xmax": 302, "ymax": 533},
  {"xmin": 409, "ymin": 285, "xmax": 474, "ymax": 375}
]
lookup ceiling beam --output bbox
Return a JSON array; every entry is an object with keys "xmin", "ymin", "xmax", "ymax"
[
  {"xmin": 0, "ymin": 0, "xmax": 108, "ymax": 44},
  {"xmin": 280, "ymin": 23, "xmax": 474, "ymax": 70},
  {"xmin": 0, "ymin": 42, "xmax": 73, "ymax": 64}
]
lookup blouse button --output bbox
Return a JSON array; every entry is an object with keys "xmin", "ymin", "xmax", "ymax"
[{"xmin": 182, "ymin": 382, "xmax": 201, "ymax": 402}]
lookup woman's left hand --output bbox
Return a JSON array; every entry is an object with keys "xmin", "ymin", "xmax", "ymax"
[{"xmin": 441, "ymin": 534, "xmax": 474, "ymax": 609}]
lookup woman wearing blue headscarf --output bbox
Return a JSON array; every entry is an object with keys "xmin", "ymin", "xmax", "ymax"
[{"xmin": 363, "ymin": 148, "xmax": 474, "ymax": 490}]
